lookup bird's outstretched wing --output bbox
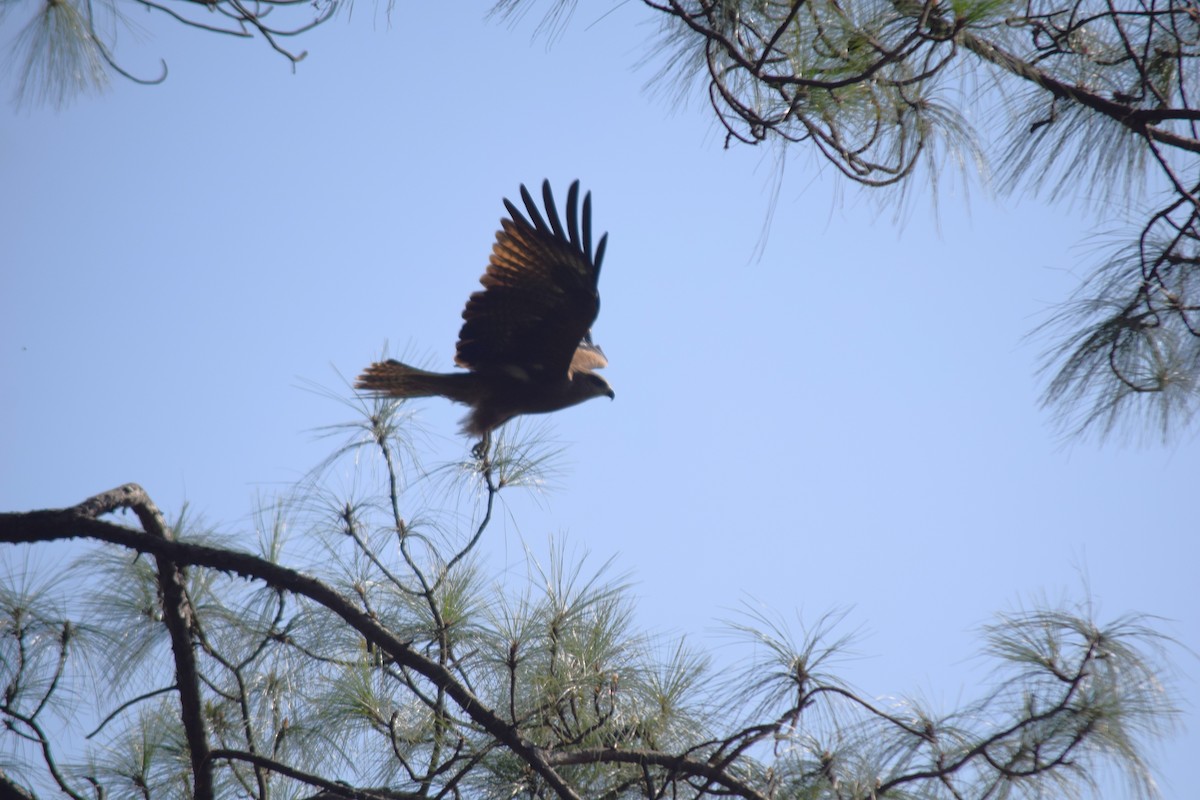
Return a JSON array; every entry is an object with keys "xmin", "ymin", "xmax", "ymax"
[{"xmin": 455, "ymin": 180, "xmax": 608, "ymax": 380}]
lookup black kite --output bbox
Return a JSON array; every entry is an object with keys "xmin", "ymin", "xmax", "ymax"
[{"xmin": 356, "ymin": 180, "xmax": 613, "ymax": 444}]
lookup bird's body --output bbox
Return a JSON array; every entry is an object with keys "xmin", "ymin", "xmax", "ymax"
[
  {"xmin": 355, "ymin": 358, "xmax": 612, "ymax": 436},
  {"xmin": 356, "ymin": 181, "xmax": 613, "ymax": 440}
]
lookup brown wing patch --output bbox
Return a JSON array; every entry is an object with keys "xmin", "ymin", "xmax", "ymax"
[
  {"xmin": 569, "ymin": 338, "xmax": 608, "ymax": 375},
  {"xmin": 455, "ymin": 181, "xmax": 608, "ymax": 380}
]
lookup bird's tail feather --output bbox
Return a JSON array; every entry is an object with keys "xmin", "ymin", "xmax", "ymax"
[{"xmin": 355, "ymin": 360, "xmax": 474, "ymax": 404}]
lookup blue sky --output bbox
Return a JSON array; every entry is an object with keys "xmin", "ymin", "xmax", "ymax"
[{"xmin": 1, "ymin": 1, "xmax": 1196, "ymax": 796}]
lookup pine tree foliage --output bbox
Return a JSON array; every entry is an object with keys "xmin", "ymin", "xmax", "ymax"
[
  {"xmin": 0, "ymin": 397, "xmax": 1180, "ymax": 799},
  {"xmin": 3, "ymin": 0, "xmax": 334, "ymax": 105},
  {"xmin": 499, "ymin": 0, "xmax": 1200, "ymax": 440}
]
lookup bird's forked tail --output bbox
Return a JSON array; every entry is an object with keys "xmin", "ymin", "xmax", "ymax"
[{"xmin": 355, "ymin": 360, "xmax": 474, "ymax": 403}]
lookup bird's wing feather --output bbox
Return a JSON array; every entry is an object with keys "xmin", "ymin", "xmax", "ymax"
[
  {"xmin": 455, "ymin": 180, "xmax": 608, "ymax": 379},
  {"xmin": 569, "ymin": 336, "xmax": 608, "ymax": 375}
]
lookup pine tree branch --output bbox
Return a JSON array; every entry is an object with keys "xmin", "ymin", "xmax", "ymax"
[
  {"xmin": 0, "ymin": 772, "xmax": 36, "ymax": 800},
  {"xmin": 62, "ymin": 484, "xmax": 215, "ymax": 800},
  {"xmin": 547, "ymin": 747, "xmax": 769, "ymax": 800},
  {"xmin": 0, "ymin": 487, "xmax": 583, "ymax": 800},
  {"xmin": 955, "ymin": 29, "xmax": 1200, "ymax": 154},
  {"xmin": 209, "ymin": 749, "xmax": 421, "ymax": 799}
]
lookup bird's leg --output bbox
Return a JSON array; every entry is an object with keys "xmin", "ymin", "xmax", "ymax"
[{"xmin": 471, "ymin": 431, "xmax": 491, "ymax": 462}]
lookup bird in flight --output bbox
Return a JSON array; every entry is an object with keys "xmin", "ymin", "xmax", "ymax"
[{"xmin": 356, "ymin": 180, "xmax": 613, "ymax": 452}]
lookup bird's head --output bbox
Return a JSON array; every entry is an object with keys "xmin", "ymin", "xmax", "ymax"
[{"xmin": 577, "ymin": 371, "xmax": 615, "ymax": 403}]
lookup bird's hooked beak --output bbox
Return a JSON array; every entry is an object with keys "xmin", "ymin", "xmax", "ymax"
[{"xmin": 606, "ymin": 387, "xmax": 616, "ymax": 400}]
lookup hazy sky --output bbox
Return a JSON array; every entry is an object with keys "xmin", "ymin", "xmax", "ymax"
[{"xmin": 2, "ymin": 2, "xmax": 1196, "ymax": 796}]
